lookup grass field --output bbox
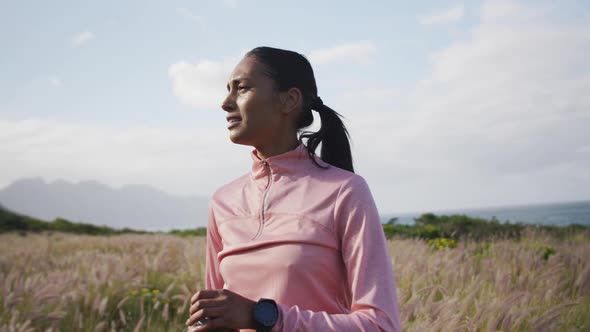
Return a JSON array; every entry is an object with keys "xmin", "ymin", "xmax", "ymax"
[{"xmin": 1, "ymin": 230, "xmax": 588, "ymax": 331}]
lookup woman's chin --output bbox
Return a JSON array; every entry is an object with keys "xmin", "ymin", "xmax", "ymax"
[{"xmin": 228, "ymin": 131, "xmax": 246, "ymax": 145}]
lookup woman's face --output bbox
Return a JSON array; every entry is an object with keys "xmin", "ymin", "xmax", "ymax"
[{"xmin": 221, "ymin": 56, "xmax": 283, "ymax": 147}]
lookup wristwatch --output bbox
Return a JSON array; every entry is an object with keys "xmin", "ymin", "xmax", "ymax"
[{"xmin": 253, "ymin": 298, "xmax": 278, "ymax": 332}]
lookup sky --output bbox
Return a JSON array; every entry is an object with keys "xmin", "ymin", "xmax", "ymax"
[{"xmin": 1, "ymin": 0, "xmax": 589, "ymax": 214}]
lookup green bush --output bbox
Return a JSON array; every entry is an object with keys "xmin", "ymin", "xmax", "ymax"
[
  {"xmin": 0, "ymin": 208, "xmax": 146, "ymax": 236},
  {"xmin": 382, "ymin": 213, "xmax": 588, "ymax": 241},
  {"xmin": 382, "ymin": 224, "xmax": 441, "ymax": 240},
  {"xmin": 413, "ymin": 213, "xmax": 526, "ymax": 240},
  {"xmin": 168, "ymin": 228, "xmax": 207, "ymax": 237},
  {"xmin": 0, "ymin": 209, "xmax": 50, "ymax": 233},
  {"xmin": 428, "ymin": 237, "xmax": 457, "ymax": 251},
  {"xmin": 533, "ymin": 241, "xmax": 557, "ymax": 261}
]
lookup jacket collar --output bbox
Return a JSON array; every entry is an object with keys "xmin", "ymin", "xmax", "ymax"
[{"xmin": 250, "ymin": 142, "xmax": 328, "ymax": 186}]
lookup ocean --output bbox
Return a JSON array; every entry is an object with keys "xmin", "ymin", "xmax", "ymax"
[{"xmin": 381, "ymin": 200, "xmax": 590, "ymax": 226}]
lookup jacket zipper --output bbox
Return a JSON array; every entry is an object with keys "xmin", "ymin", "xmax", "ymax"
[{"xmin": 254, "ymin": 160, "xmax": 272, "ymax": 239}]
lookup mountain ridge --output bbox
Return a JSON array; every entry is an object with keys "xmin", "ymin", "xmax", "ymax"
[{"xmin": 0, "ymin": 178, "xmax": 209, "ymax": 231}]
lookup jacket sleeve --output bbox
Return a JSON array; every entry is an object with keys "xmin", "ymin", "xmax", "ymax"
[
  {"xmin": 188, "ymin": 202, "xmax": 225, "ymax": 332},
  {"xmin": 272, "ymin": 175, "xmax": 401, "ymax": 332},
  {"xmin": 205, "ymin": 201, "xmax": 225, "ymax": 290}
]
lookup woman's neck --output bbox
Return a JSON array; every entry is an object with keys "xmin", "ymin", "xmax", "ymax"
[{"xmin": 255, "ymin": 137, "xmax": 300, "ymax": 161}]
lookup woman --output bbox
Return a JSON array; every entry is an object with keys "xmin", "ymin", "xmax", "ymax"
[{"xmin": 186, "ymin": 47, "xmax": 401, "ymax": 332}]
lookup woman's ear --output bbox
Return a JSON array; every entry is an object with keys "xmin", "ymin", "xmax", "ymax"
[{"xmin": 280, "ymin": 87, "xmax": 303, "ymax": 115}]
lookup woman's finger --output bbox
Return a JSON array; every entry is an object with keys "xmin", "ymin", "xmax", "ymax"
[
  {"xmin": 189, "ymin": 298, "xmax": 221, "ymax": 315},
  {"xmin": 187, "ymin": 307, "xmax": 227, "ymax": 328},
  {"xmin": 197, "ymin": 316, "xmax": 229, "ymax": 331},
  {"xmin": 190, "ymin": 289, "xmax": 221, "ymax": 304}
]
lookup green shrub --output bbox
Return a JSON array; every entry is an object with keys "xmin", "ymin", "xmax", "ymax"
[
  {"xmin": 428, "ymin": 237, "xmax": 457, "ymax": 251},
  {"xmin": 0, "ymin": 208, "xmax": 146, "ymax": 236},
  {"xmin": 382, "ymin": 213, "xmax": 588, "ymax": 242},
  {"xmin": 168, "ymin": 228, "xmax": 207, "ymax": 237},
  {"xmin": 474, "ymin": 241, "xmax": 491, "ymax": 257},
  {"xmin": 533, "ymin": 241, "xmax": 557, "ymax": 261}
]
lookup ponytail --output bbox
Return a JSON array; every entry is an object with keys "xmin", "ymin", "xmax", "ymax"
[{"xmin": 299, "ymin": 96, "xmax": 354, "ymax": 173}]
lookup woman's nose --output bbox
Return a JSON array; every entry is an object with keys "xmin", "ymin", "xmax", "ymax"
[{"xmin": 221, "ymin": 93, "xmax": 235, "ymax": 112}]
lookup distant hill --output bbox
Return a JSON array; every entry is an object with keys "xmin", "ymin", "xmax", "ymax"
[{"xmin": 0, "ymin": 178, "xmax": 209, "ymax": 231}]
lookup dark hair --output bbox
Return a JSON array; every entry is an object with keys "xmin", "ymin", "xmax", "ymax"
[{"xmin": 246, "ymin": 46, "xmax": 354, "ymax": 173}]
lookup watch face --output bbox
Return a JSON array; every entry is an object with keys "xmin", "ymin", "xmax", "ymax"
[{"xmin": 255, "ymin": 301, "xmax": 278, "ymax": 326}]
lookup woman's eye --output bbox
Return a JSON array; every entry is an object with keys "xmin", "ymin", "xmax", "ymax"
[{"xmin": 238, "ymin": 86, "xmax": 249, "ymax": 91}]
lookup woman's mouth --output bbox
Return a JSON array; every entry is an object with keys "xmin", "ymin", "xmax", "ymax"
[{"xmin": 227, "ymin": 117, "xmax": 242, "ymax": 129}]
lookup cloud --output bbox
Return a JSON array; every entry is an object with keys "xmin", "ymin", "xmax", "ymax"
[
  {"xmin": 32, "ymin": 76, "xmax": 63, "ymax": 88},
  {"xmin": 479, "ymin": 0, "xmax": 549, "ymax": 23},
  {"xmin": 177, "ymin": 7, "xmax": 205, "ymax": 27},
  {"xmin": 71, "ymin": 31, "xmax": 94, "ymax": 46},
  {"xmin": 223, "ymin": 0, "xmax": 239, "ymax": 9},
  {"xmin": 418, "ymin": 4, "xmax": 465, "ymax": 25},
  {"xmin": 336, "ymin": 1, "xmax": 590, "ymax": 211},
  {"xmin": 0, "ymin": 118, "xmax": 251, "ymax": 197},
  {"xmin": 168, "ymin": 41, "xmax": 377, "ymax": 110},
  {"xmin": 307, "ymin": 41, "xmax": 377, "ymax": 65},
  {"xmin": 168, "ymin": 56, "xmax": 239, "ymax": 109},
  {"xmin": 48, "ymin": 77, "xmax": 62, "ymax": 88}
]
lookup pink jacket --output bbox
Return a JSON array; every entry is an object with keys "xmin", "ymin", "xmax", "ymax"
[{"xmin": 203, "ymin": 143, "xmax": 400, "ymax": 331}]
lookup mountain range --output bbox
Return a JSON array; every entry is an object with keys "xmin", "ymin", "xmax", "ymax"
[{"xmin": 0, "ymin": 178, "xmax": 209, "ymax": 231}]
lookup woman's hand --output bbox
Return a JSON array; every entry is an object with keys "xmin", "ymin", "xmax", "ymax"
[{"xmin": 186, "ymin": 288, "xmax": 256, "ymax": 331}]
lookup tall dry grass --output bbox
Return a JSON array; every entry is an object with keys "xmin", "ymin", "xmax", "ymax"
[{"xmin": 0, "ymin": 230, "xmax": 588, "ymax": 331}]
